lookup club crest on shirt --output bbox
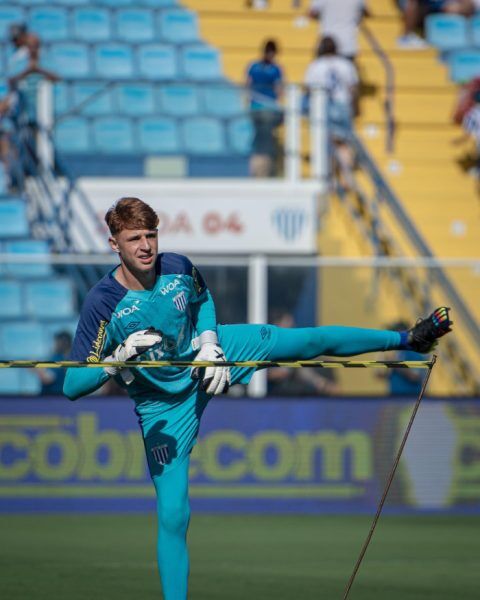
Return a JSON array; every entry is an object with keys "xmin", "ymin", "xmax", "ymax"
[
  {"xmin": 173, "ymin": 291, "xmax": 187, "ymax": 312},
  {"xmin": 151, "ymin": 444, "xmax": 169, "ymax": 466}
]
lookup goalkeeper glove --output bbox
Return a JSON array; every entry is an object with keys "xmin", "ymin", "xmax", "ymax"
[
  {"xmin": 405, "ymin": 306, "xmax": 453, "ymax": 353},
  {"xmin": 104, "ymin": 328, "xmax": 163, "ymax": 378},
  {"xmin": 191, "ymin": 331, "xmax": 230, "ymax": 395}
]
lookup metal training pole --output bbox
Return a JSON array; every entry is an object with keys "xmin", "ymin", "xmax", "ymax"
[{"xmin": 342, "ymin": 355, "xmax": 437, "ymax": 600}]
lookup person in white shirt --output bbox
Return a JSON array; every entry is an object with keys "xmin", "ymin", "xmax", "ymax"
[
  {"xmin": 304, "ymin": 36, "xmax": 359, "ymax": 186},
  {"xmin": 308, "ymin": 0, "xmax": 367, "ymax": 61}
]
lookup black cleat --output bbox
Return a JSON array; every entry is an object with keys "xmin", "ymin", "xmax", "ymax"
[{"xmin": 407, "ymin": 306, "xmax": 453, "ymax": 353}]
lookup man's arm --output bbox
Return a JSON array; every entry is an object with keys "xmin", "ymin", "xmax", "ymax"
[{"xmin": 63, "ymin": 367, "xmax": 109, "ymax": 401}]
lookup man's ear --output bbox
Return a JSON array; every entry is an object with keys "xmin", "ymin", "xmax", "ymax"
[{"xmin": 109, "ymin": 236, "xmax": 120, "ymax": 253}]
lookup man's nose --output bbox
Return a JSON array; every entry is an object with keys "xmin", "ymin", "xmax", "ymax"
[{"xmin": 140, "ymin": 236, "xmax": 151, "ymax": 250}]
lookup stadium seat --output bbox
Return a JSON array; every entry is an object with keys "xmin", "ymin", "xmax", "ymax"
[
  {"xmin": 94, "ymin": 44, "xmax": 134, "ymax": 79},
  {"xmin": 181, "ymin": 45, "xmax": 222, "ymax": 81},
  {"xmin": 116, "ymin": 9, "xmax": 155, "ymax": 42},
  {"xmin": 140, "ymin": 0, "xmax": 177, "ymax": 6},
  {"xmin": 116, "ymin": 83, "xmax": 155, "ymax": 115},
  {"xmin": 3, "ymin": 240, "xmax": 52, "ymax": 279},
  {"xmin": 55, "ymin": 117, "xmax": 90, "ymax": 153},
  {"xmin": 227, "ymin": 116, "xmax": 253, "ymax": 155},
  {"xmin": 138, "ymin": 44, "xmax": 178, "ymax": 79},
  {"xmin": 0, "ymin": 78, "xmax": 7, "ymax": 97},
  {"xmin": 25, "ymin": 280, "xmax": 74, "ymax": 319},
  {"xmin": 97, "ymin": 0, "xmax": 135, "ymax": 6},
  {"xmin": 202, "ymin": 85, "xmax": 245, "ymax": 117},
  {"xmin": 73, "ymin": 7, "xmax": 111, "ymax": 42},
  {"xmin": 159, "ymin": 84, "xmax": 199, "ymax": 116},
  {"xmin": 0, "ymin": 369, "xmax": 41, "ymax": 395},
  {"xmin": 425, "ymin": 14, "xmax": 468, "ymax": 51},
  {"xmin": 0, "ymin": 322, "xmax": 49, "ymax": 360},
  {"xmin": 72, "ymin": 82, "xmax": 113, "ymax": 116},
  {"xmin": 47, "ymin": 43, "xmax": 91, "ymax": 78},
  {"xmin": 138, "ymin": 117, "xmax": 180, "ymax": 153},
  {"xmin": 182, "ymin": 117, "xmax": 225, "ymax": 155},
  {"xmin": 470, "ymin": 15, "xmax": 480, "ymax": 47},
  {"xmin": 93, "ymin": 117, "xmax": 134, "ymax": 153},
  {"xmin": 0, "ymin": 164, "xmax": 7, "ymax": 195},
  {"xmin": 53, "ymin": 82, "xmax": 70, "ymax": 115},
  {"xmin": 158, "ymin": 9, "xmax": 199, "ymax": 43},
  {"xmin": 0, "ymin": 6, "xmax": 25, "ymax": 41},
  {"xmin": 0, "ymin": 281, "xmax": 23, "ymax": 318},
  {"xmin": 52, "ymin": 0, "xmax": 90, "ymax": 5},
  {"xmin": 29, "ymin": 7, "xmax": 69, "ymax": 42},
  {"xmin": 0, "ymin": 200, "xmax": 29, "ymax": 238},
  {"xmin": 43, "ymin": 320, "xmax": 79, "ymax": 341},
  {"xmin": 449, "ymin": 49, "xmax": 480, "ymax": 82}
]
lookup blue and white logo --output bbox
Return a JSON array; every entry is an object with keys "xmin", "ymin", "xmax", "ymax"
[
  {"xmin": 173, "ymin": 291, "xmax": 187, "ymax": 312},
  {"xmin": 272, "ymin": 208, "xmax": 307, "ymax": 242}
]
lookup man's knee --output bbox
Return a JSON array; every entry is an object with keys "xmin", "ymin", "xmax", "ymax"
[{"xmin": 158, "ymin": 499, "xmax": 190, "ymax": 535}]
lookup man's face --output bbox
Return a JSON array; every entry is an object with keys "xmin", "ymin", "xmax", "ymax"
[{"xmin": 109, "ymin": 228, "xmax": 159, "ymax": 274}]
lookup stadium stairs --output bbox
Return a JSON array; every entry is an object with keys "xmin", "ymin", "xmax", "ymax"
[{"xmin": 184, "ymin": 0, "xmax": 480, "ymax": 395}]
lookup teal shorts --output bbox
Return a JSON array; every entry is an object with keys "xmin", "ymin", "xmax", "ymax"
[{"xmin": 143, "ymin": 323, "xmax": 278, "ymax": 477}]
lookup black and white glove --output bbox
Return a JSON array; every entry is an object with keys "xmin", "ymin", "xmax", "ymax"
[
  {"xmin": 191, "ymin": 331, "xmax": 230, "ymax": 395},
  {"xmin": 104, "ymin": 328, "xmax": 162, "ymax": 378}
]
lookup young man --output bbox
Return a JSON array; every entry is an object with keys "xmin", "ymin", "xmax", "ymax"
[{"xmin": 64, "ymin": 197, "xmax": 452, "ymax": 600}]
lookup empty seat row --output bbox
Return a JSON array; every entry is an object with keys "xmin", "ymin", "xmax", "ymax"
[
  {"xmin": 0, "ymin": 239, "xmax": 52, "ymax": 278},
  {"xmin": 0, "ymin": 279, "xmax": 75, "ymax": 319},
  {"xmin": 55, "ymin": 82, "xmax": 245, "ymax": 118},
  {"xmin": 55, "ymin": 115, "xmax": 253, "ymax": 155},
  {"xmin": 0, "ymin": 6, "xmax": 198, "ymax": 44},
  {"xmin": 44, "ymin": 43, "xmax": 222, "ymax": 81},
  {"xmin": 426, "ymin": 14, "xmax": 480, "ymax": 51}
]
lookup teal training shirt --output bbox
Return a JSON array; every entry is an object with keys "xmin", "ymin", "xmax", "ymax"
[{"xmin": 64, "ymin": 253, "xmax": 216, "ymax": 411}]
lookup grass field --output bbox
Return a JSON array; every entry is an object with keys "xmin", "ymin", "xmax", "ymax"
[{"xmin": 1, "ymin": 514, "xmax": 479, "ymax": 599}]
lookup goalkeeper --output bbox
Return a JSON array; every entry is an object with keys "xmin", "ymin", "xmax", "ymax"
[{"xmin": 63, "ymin": 197, "xmax": 452, "ymax": 600}]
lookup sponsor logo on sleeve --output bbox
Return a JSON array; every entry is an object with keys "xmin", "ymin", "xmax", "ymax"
[
  {"xmin": 87, "ymin": 320, "xmax": 107, "ymax": 363},
  {"xmin": 192, "ymin": 267, "xmax": 204, "ymax": 295}
]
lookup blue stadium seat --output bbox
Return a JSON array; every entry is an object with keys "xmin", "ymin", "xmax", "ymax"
[
  {"xmin": 25, "ymin": 280, "xmax": 74, "ymax": 319},
  {"xmin": 0, "ymin": 6, "xmax": 25, "ymax": 42},
  {"xmin": 0, "ymin": 281, "xmax": 23, "ymax": 318},
  {"xmin": 73, "ymin": 7, "xmax": 111, "ymax": 42},
  {"xmin": 449, "ymin": 49, "xmax": 480, "ymax": 82},
  {"xmin": 116, "ymin": 83, "xmax": 155, "ymax": 115},
  {"xmin": 182, "ymin": 117, "xmax": 225, "ymax": 155},
  {"xmin": 4, "ymin": 240, "xmax": 52, "ymax": 279},
  {"xmin": 94, "ymin": 44, "xmax": 134, "ymax": 79},
  {"xmin": 93, "ymin": 117, "xmax": 134, "ymax": 153},
  {"xmin": 425, "ymin": 14, "xmax": 468, "ymax": 51},
  {"xmin": 29, "ymin": 7, "xmax": 69, "ymax": 42},
  {"xmin": 72, "ymin": 82, "xmax": 113, "ymax": 116},
  {"xmin": 138, "ymin": 44, "xmax": 178, "ymax": 79},
  {"xmin": 140, "ymin": 0, "xmax": 177, "ymax": 6},
  {"xmin": 98, "ymin": 0, "xmax": 135, "ymax": 6},
  {"xmin": 202, "ymin": 85, "xmax": 244, "ymax": 117},
  {"xmin": 181, "ymin": 45, "xmax": 222, "ymax": 81},
  {"xmin": 159, "ymin": 84, "xmax": 199, "ymax": 116},
  {"xmin": 52, "ymin": 0, "xmax": 90, "ymax": 5},
  {"xmin": 0, "ymin": 78, "xmax": 7, "ymax": 97},
  {"xmin": 47, "ymin": 43, "xmax": 91, "ymax": 78},
  {"xmin": 0, "ymin": 322, "xmax": 49, "ymax": 360},
  {"xmin": 43, "ymin": 320, "xmax": 79, "ymax": 341},
  {"xmin": 0, "ymin": 166, "xmax": 7, "ymax": 195},
  {"xmin": 0, "ymin": 200, "xmax": 29, "ymax": 238},
  {"xmin": 116, "ymin": 9, "xmax": 155, "ymax": 42},
  {"xmin": 9, "ymin": 0, "xmax": 45, "ymax": 5},
  {"xmin": 138, "ymin": 117, "xmax": 180, "ymax": 153},
  {"xmin": 470, "ymin": 15, "xmax": 480, "ymax": 47},
  {"xmin": 54, "ymin": 82, "xmax": 70, "ymax": 115},
  {"xmin": 0, "ymin": 369, "xmax": 41, "ymax": 395},
  {"xmin": 228, "ymin": 116, "xmax": 253, "ymax": 155},
  {"xmin": 158, "ymin": 9, "xmax": 199, "ymax": 43},
  {"xmin": 55, "ymin": 117, "xmax": 90, "ymax": 153}
]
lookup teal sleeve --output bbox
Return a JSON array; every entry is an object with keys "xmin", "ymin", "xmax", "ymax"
[
  {"xmin": 63, "ymin": 367, "xmax": 110, "ymax": 401},
  {"xmin": 192, "ymin": 289, "xmax": 217, "ymax": 335}
]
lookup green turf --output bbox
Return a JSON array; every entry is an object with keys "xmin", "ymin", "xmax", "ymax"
[{"xmin": 0, "ymin": 514, "xmax": 479, "ymax": 599}]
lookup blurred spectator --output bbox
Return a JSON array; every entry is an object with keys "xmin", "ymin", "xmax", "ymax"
[
  {"xmin": 36, "ymin": 331, "xmax": 72, "ymax": 395},
  {"xmin": 397, "ymin": 0, "xmax": 474, "ymax": 49},
  {"xmin": 267, "ymin": 311, "xmax": 340, "ymax": 396},
  {"xmin": 246, "ymin": 39, "xmax": 284, "ymax": 177},
  {"xmin": 377, "ymin": 320, "xmax": 423, "ymax": 395},
  {"xmin": 452, "ymin": 87, "xmax": 480, "ymax": 177},
  {"xmin": 304, "ymin": 36, "xmax": 359, "ymax": 187},
  {"xmin": 453, "ymin": 77, "xmax": 480, "ymax": 125},
  {"xmin": 308, "ymin": 0, "xmax": 368, "ymax": 62}
]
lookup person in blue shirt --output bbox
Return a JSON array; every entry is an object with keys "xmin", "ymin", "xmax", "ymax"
[
  {"xmin": 37, "ymin": 330, "xmax": 72, "ymax": 395},
  {"xmin": 63, "ymin": 197, "xmax": 452, "ymax": 600},
  {"xmin": 246, "ymin": 39, "xmax": 284, "ymax": 177}
]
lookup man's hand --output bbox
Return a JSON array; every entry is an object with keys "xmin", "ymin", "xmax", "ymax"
[
  {"xmin": 191, "ymin": 342, "xmax": 231, "ymax": 395},
  {"xmin": 104, "ymin": 328, "xmax": 162, "ymax": 376}
]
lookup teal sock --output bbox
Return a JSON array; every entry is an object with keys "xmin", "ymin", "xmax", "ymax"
[
  {"xmin": 268, "ymin": 325, "xmax": 401, "ymax": 360},
  {"xmin": 153, "ymin": 456, "xmax": 191, "ymax": 600}
]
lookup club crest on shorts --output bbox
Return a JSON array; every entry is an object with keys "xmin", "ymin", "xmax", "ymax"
[
  {"xmin": 173, "ymin": 291, "xmax": 187, "ymax": 312},
  {"xmin": 151, "ymin": 444, "xmax": 169, "ymax": 465}
]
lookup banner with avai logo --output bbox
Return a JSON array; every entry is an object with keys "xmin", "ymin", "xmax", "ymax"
[{"xmin": 0, "ymin": 397, "xmax": 479, "ymax": 513}]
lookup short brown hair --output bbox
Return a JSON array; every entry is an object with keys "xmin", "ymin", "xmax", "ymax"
[{"xmin": 105, "ymin": 197, "xmax": 159, "ymax": 235}]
